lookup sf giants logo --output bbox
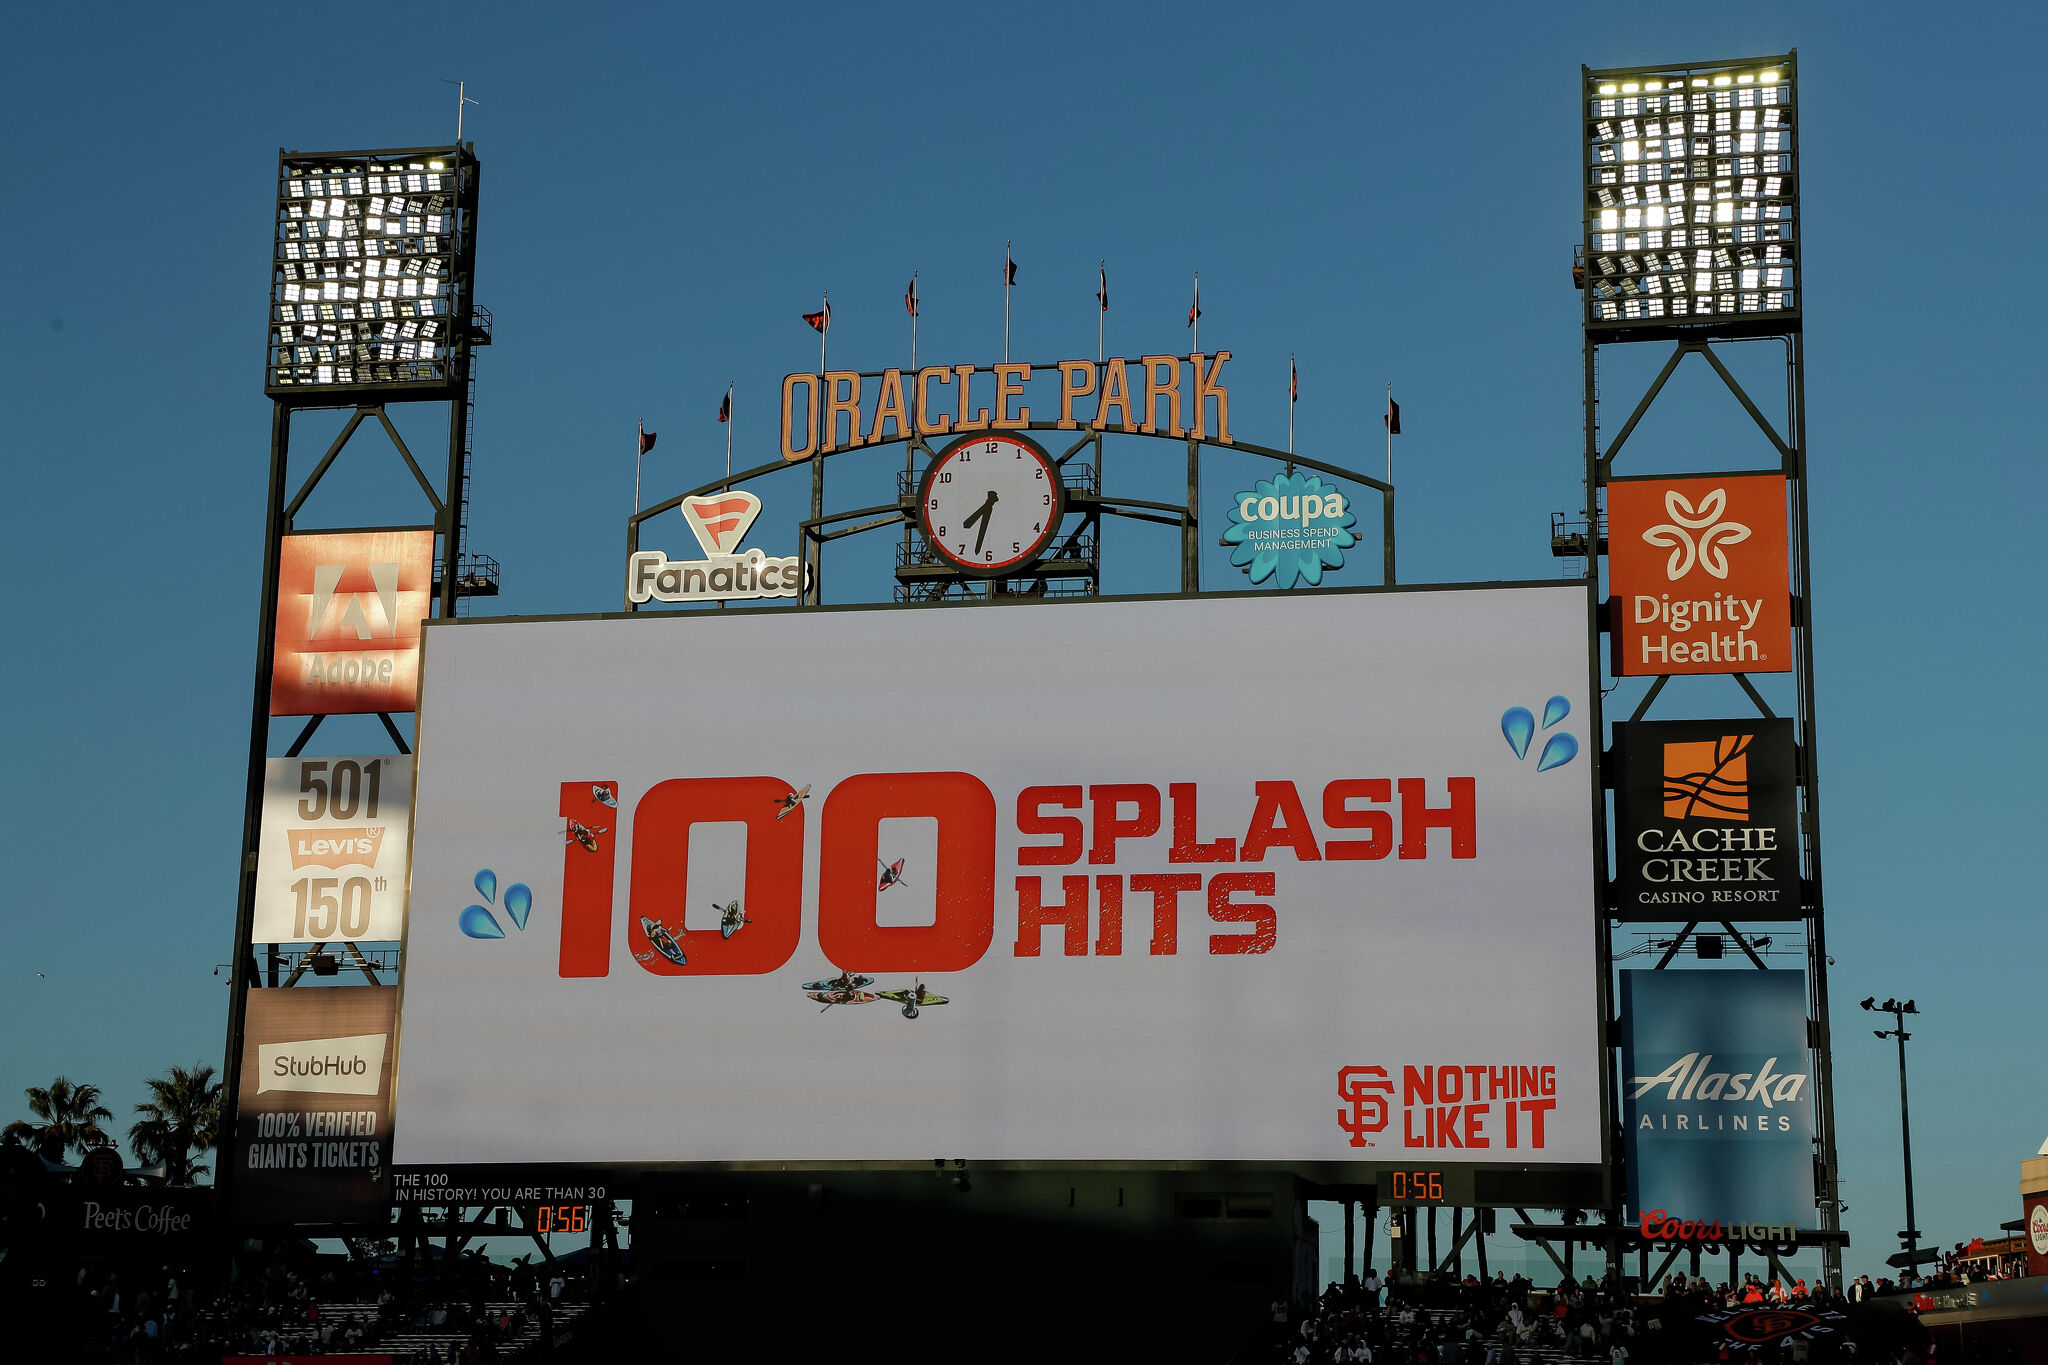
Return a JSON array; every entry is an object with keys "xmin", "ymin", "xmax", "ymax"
[{"xmin": 1337, "ymin": 1066, "xmax": 1393, "ymax": 1147}]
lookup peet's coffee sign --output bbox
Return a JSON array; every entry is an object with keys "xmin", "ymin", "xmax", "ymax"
[
  {"xmin": 70, "ymin": 1187, "xmax": 213, "ymax": 1257},
  {"xmin": 1612, "ymin": 718, "xmax": 1800, "ymax": 920}
]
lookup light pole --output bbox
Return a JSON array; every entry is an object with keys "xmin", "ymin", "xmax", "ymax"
[{"xmin": 1861, "ymin": 996, "xmax": 1922, "ymax": 1282}]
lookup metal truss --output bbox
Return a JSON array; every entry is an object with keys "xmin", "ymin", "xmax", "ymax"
[
  {"xmin": 1576, "ymin": 323, "xmax": 1842, "ymax": 1288},
  {"xmin": 624, "ymin": 411, "xmax": 1394, "ymax": 610}
]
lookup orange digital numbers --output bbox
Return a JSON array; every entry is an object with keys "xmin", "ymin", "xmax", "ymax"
[{"xmin": 1387, "ymin": 1171, "xmax": 1445, "ymax": 1202}]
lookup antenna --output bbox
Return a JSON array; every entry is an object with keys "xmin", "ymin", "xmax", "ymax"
[{"xmin": 441, "ymin": 79, "xmax": 480, "ymax": 142}]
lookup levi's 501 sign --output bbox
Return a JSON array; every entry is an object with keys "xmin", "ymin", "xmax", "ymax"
[{"xmin": 394, "ymin": 587, "xmax": 1601, "ymax": 1168}]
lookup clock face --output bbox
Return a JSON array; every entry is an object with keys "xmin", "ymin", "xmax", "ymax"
[{"xmin": 916, "ymin": 433, "xmax": 1065, "ymax": 575}]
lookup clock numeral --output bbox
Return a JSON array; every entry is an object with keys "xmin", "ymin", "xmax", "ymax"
[
  {"xmin": 984, "ymin": 550, "xmax": 994, "ymax": 562},
  {"xmin": 1033, "ymin": 523, "xmax": 1041, "ymax": 533},
  {"xmin": 928, "ymin": 498, "xmax": 939, "ymax": 510},
  {"xmin": 1011, "ymin": 542, "xmax": 1021, "ymax": 554},
  {"xmin": 986, "ymin": 442, "xmax": 998, "ymax": 454},
  {"xmin": 938, "ymin": 471, "xmax": 951, "ymax": 483},
  {"xmin": 1042, "ymin": 494, "xmax": 1051, "ymax": 506},
  {"xmin": 956, "ymin": 543, "xmax": 966, "ymax": 554},
  {"xmin": 1035, "ymin": 467, "xmax": 1045, "ymax": 479},
  {"xmin": 936, "ymin": 526, "xmax": 946, "ymax": 538},
  {"xmin": 958, "ymin": 449, "xmax": 970, "ymax": 462}
]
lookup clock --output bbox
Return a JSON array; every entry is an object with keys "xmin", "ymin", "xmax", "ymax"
[{"xmin": 916, "ymin": 433, "xmax": 1065, "ymax": 576}]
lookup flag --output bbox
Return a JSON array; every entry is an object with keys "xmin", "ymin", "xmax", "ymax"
[
  {"xmin": 1187, "ymin": 277, "xmax": 1201, "ymax": 328},
  {"xmin": 803, "ymin": 304, "xmax": 830, "ymax": 333},
  {"xmin": 1096, "ymin": 265, "xmax": 1108, "ymax": 312},
  {"xmin": 716, "ymin": 392, "xmax": 730, "ymax": 423},
  {"xmin": 1290, "ymin": 359, "xmax": 1298, "ymax": 404},
  {"xmin": 1005, "ymin": 249, "xmax": 1017, "ymax": 286},
  {"xmin": 905, "ymin": 276, "xmax": 918, "ymax": 318},
  {"xmin": 639, "ymin": 429, "xmax": 658, "ymax": 454},
  {"xmin": 1384, "ymin": 396, "xmax": 1401, "ymax": 435}
]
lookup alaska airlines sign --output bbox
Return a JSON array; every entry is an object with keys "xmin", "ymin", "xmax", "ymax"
[{"xmin": 780, "ymin": 353, "xmax": 1235, "ymax": 460}]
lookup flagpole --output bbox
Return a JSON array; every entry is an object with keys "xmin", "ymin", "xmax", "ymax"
[
  {"xmin": 634, "ymin": 418, "xmax": 644, "ymax": 517},
  {"xmin": 807, "ymin": 294, "xmax": 828, "ymax": 606},
  {"xmin": 1288, "ymin": 352, "xmax": 1295, "ymax": 456},
  {"xmin": 1097, "ymin": 260, "xmax": 1105, "ymax": 363},
  {"xmin": 724, "ymin": 383, "xmax": 734, "ymax": 483},
  {"xmin": 1004, "ymin": 240, "xmax": 1012, "ymax": 363},
  {"xmin": 1385, "ymin": 381, "xmax": 1396, "ymax": 588},
  {"xmin": 1192, "ymin": 271, "xmax": 1200, "ymax": 354},
  {"xmin": 910, "ymin": 270, "xmax": 919, "ymax": 376}
]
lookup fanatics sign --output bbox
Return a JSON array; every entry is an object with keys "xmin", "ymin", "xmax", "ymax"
[
  {"xmin": 1612, "ymin": 719, "xmax": 1801, "ymax": 920},
  {"xmin": 1608, "ymin": 475, "xmax": 1790, "ymax": 676}
]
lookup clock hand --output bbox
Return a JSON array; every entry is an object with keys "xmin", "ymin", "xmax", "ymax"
[{"xmin": 963, "ymin": 489, "xmax": 999, "ymax": 555}]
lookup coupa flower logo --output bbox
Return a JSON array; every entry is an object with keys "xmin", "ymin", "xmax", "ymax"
[{"xmin": 1222, "ymin": 472, "xmax": 1358, "ymax": 588}]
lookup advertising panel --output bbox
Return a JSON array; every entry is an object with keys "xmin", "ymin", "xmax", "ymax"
[
  {"xmin": 1608, "ymin": 474, "xmax": 1790, "ymax": 677},
  {"xmin": 271, "ymin": 529, "xmax": 433, "ymax": 716},
  {"xmin": 233, "ymin": 986, "xmax": 396, "ymax": 1225},
  {"xmin": 253, "ymin": 756, "xmax": 413, "ymax": 943},
  {"xmin": 393, "ymin": 586, "xmax": 1602, "ymax": 1172},
  {"xmin": 1611, "ymin": 720, "xmax": 1801, "ymax": 920},
  {"xmin": 1620, "ymin": 970, "xmax": 1815, "ymax": 1228}
]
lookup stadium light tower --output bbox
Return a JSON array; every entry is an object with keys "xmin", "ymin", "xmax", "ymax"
[
  {"xmin": 1571, "ymin": 51, "xmax": 1843, "ymax": 1291},
  {"xmin": 219, "ymin": 142, "xmax": 490, "ymax": 1230},
  {"xmin": 1582, "ymin": 57, "xmax": 1798, "ymax": 339},
  {"xmin": 268, "ymin": 147, "xmax": 479, "ymax": 396}
]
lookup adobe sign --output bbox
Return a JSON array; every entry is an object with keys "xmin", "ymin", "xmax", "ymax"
[
  {"xmin": 1608, "ymin": 474, "xmax": 1790, "ymax": 676},
  {"xmin": 271, "ymin": 530, "xmax": 434, "ymax": 715}
]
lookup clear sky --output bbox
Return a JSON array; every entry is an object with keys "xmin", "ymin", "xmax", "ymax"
[{"xmin": 3, "ymin": 1, "xmax": 2042, "ymax": 1281}]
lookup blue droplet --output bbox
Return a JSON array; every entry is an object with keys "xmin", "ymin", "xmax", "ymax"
[
  {"xmin": 1501, "ymin": 707, "xmax": 1535, "ymax": 759},
  {"xmin": 1537, "ymin": 733, "xmax": 1580, "ymax": 772},
  {"xmin": 1542, "ymin": 695, "xmax": 1571, "ymax": 729},
  {"xmin": 459, "ymin": 905, "xmax": 504, "ymax": 939},
  {"xmin": 474, "ymin": 869, "xmax": 496, "ymax": 904},
  {"xmin": 504, "ymin": 884, "xmax": 532, "ymax": 931}
]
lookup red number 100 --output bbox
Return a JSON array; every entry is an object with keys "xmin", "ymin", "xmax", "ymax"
[{"xmin": 556, "ymin": 773, "xmax": 995, "ymax": 978}]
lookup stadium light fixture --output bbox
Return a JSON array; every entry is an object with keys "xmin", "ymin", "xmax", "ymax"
[
  {"xmin": 1583, "ymin": 53, "xmax": 1798, "ymax": 339},
  {"xmin": 268, "ymin": 146, "xmax": 476, "ymax": 396}
]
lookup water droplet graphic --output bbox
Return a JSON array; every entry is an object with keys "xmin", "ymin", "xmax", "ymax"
[
  {"xmin": 1501, "ymin": 707, "xmax": 1535, "ymax": 759},
  {"xmin": 459, "ymin": 905, "xmax": 504, "ymax": 939},
  {"xmin": 1536, "ymin": 733, "xmax": 1580, "ymax": 772},
  {"xmin": 474, "ymin": 869, "xmax": 496, "ymax": 904},
  {"xmin": 505, "ymin": 884, "xmax": 532, "ymax": 931},
  {"xmin": 1542, "ymin": 695, "xmax": 1571, "ymax": 729}
]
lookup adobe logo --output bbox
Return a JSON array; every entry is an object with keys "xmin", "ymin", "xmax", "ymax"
[{"xmin": 271, "ymin": 530, "xmax": 433, "ymax": 716}]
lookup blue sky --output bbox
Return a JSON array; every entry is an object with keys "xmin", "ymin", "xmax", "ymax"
[{"xmin": 3, "ymin": 1, "xmax": 2042, "ymax": 1279}]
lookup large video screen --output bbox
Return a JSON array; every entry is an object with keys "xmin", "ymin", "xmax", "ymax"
[{"xmin": 391, "ymin": 586, "xmax": 1602, "ymax": 1173}]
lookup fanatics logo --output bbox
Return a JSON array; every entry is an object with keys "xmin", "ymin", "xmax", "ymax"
[
  {"xmin": 680, "ymin": 491, "xmax": 763, "ymax": 556},
  {"xmin": 1661, "ymin": 735, "xmax": 1753, "ymax": 821}
]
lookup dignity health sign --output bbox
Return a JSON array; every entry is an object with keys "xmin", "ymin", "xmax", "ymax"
[
  {"xmin": 392, "ymin": 586, "xmax": 1602, "ymax": 1171},
  {"xmin": 1621, "ymin": 970, "xmax": 1815, "ymax": 1227}
]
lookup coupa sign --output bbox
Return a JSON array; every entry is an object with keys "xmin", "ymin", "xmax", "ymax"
[{"xmin": 1222, "ymin": 471, "xmax": 1359, "ymax": 588}]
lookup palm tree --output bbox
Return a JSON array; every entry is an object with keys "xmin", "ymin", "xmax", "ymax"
[
  {"xmin": 2, "ymin": 1076, "xmax": 115, "ymax": 1161},
  {"xmin": 128, "ymin": 1063, "xmax": 222, "ymax": 1185}
]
